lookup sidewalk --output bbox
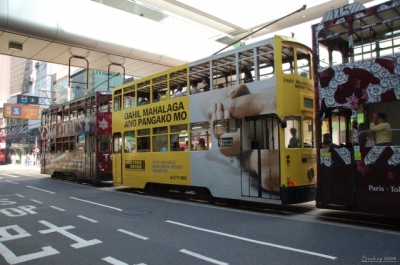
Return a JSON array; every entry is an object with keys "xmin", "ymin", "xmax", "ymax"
[{"xmin": 1, "ymin": 163, "xmax": 41, "ymax": 173}]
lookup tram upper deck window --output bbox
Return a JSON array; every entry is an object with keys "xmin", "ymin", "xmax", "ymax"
[
  {"xmin": 124, "ymin": 86, "xmax": 135, "ymax": 109},
  {"xmin": 190, "ymin": 62, "xmax": 210, "ymax": 93},
  {"xmin": 296, "ymin": 48, "xmax": 311, "ymax": 78},
  {"xmin": 257, "ymin": 44, "xmax": 274, "ymax": 80},
  {"xmin": 239, "ymin": 48, "xmax": 254, "ymax": 84},
  {"xmin": 114, "ymin": 90, "xmax": 122, "ymax": 111},
  {"xmin": 170, "ymin": 69, "xmax": 187, "ymax": 97},
  {"xmin": 281, "ymin": 44, "xmax": 294, "ymax": 74},
  {"xmin": 98, "ymin": 95, "xmax": 110, "ymax": 113},
  {"xmin": 152, "ymin": 75, "xmax": 167, "ymax": 103},
  {"xmin": 212, "ymin": 54, "xmax": 236, "ymax": 89},
  {"xmin": 138, "ymin": 81, "xmax": 150, "ymax": 106}
]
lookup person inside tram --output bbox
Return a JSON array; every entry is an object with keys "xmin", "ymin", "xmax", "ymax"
[
  {"xmin": 171, "ymin": 85, "xmax": 184, "ymax": 99},
  {"xmin": 195, "ymin": 138, "xmax": 208, "ymax": 151},
  {"xmin": 288, "ymin": 127, "xmax": 300, "ymax": 148},
  {"xmin": 370, "ymin": 112, "xmax": 392, "ymax": 146},
  {"xmin": 202, "ymin": 77, "xmax": 210, "ymax": 92},
  {"xmin": 322, "ymin": 133, "xmax": 332, "ymax": 148},
  {"xmin": 241, "ymin": 66, "xmax": 254, "ymax": 84},
  {"xmin": 190, "ymin": 80, "xmax": 200, "ymax": 95}
]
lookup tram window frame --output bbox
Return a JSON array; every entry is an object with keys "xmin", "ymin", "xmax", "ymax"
[
  {"xmin": 152, "ymin": 126, "xmax": 168, "ymax": 152},
  {"xmin": 191, "ymin": 63, "xmax": 211, "ymax": 93},
  {"xmin": 285, "ymin": 116, "xmax": 301, "ymax": 149},
  {"xmin": 86, "ymin": 96, "xmax": 92, "ymax": 115},
  {"xmin": 114, "ymin": 90, "xmax": 122, "ymax": 111},
  {"xmin": 98, "ymin": 134, "xmax": 111, "ymax": 151},
  {"xmin": 124, "ymin": 85, "xmax": 135, "ymax": 109},
  {"xmin": 296, "ymin": 48, "xmax": 312, "ymax": 78},
  {"xmin": 257, "ymin": 44, "xmax": 274, "ymax": 80},
  {"xmin": 138, "ymin": 81, "xmax": 150, "ymax": 106},
  {"xmin": 170, "ymin": 124, "xmax": 187, "ymax": 151},
  {"xmin": 239, "ymin": 48, "xmax": 255, "ymax": 84},
  {"xmin": 303, "ymin": 116, "xmax": 314, "ymax": 148},
  {"xmin": 190, "ymin": 122, "xmax": 211, "ymax": 151},
  {"xmin": 282, "ymin": 44, "xmax": 295, "ymax": 74},
  {"xmin": 152, "ymin": 75, "xmax": 167, "ymax": 103},
  {"xmin": 63, "ymin": 106, "xmax": 70, "ymax": 121},
  {"xmin": 137, "ymin": 129, "xmax": 150, "ymax": 152},
  {"xmin": 113, "ymin": 133, "xmax": 122, "ymax": 153},
  {"xmin": 169, "ymin": 69, "xmax": 187, "ymax": 97},
  {"xmin": 212, "ymin": 54, "xmax": 237, "ymax": 89},
  {"xmin": 123, "ymin": 131, "xmax": 135, "ymax": 153},
  {"xmin": 98, "ymin": 95, "xmax": 110, "ymax": 113}
]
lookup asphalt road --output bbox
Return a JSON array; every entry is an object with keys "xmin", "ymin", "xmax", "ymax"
[{"xmin": 0, "ymin": 164, "xmax": 399, "ymax": 265}]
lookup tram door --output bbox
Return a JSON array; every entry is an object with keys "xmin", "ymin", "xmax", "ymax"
[
  {"xmin": 319, "ymin": 113, "xmax": 354, "ymax": 207},
  {"xmin": 241, "ymin": 115, "xmax": 280, "ymax": 199},
  {"xmin": 112, "ymin": 133, "xmax": 123, "ymax": 184},
  {"xmin": 85, "ymin": 135, "xmax": 96, "ymax": 179}
]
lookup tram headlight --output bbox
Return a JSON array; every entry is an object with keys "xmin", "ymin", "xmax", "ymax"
[{"xmin": 307, "ymin": 167, "xmax": 315, "ymax": 181}]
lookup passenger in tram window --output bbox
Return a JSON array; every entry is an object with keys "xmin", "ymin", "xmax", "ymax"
[
  {"xmin": 138, "ymin": 94, "xmax": 149, "ymax": 105},
  {"xmin": 322, "ymin": 133, "xmax": 332, "ymax": 148},
  {"xmin": 190, "ymin": 80, "xmax": 200, "ymax": 94},
  {"xmin": 241, "ymin": 66, "xmax": 254, "ymax": 84},
  {"xmin": 160, "ymin": 91, "xmax": 168, "ymax": 101},
  {"xmin": 195, "ymin": 138, "xmax": 208, "ymax": 151},
  {"xmin": 153, "ymin": 91, "xmax": 160, "ymax": 102},
  {"xmin": 202, "ymin": 77, "xmax": 210, "ymax": 92},
  {"xmin": 288, "ymin": 128, "xmax": 300, "ymax": 148},
  {"xmin": 160, "ymin": 141, "xmax": 168, "ymax": 152},
  {"xmin": 172, "ymin": 141, "xmax": 182, "ymax": 151},
  {"xmin": 370, "ymin": 112, "xmax": 392, "ymax": 146},
  {"xmin": 171, "ymin": 85, "xmax": 184, "ymax": 99}
]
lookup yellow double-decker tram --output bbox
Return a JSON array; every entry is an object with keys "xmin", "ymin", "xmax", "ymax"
[{"xmin": 112, "ymin": 35, "xmax": 316, "ymax": 204}]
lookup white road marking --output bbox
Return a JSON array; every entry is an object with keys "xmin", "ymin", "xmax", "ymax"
[
  {"xmin": 117, "ymin": 229, "xmax": 149, "ymax": 240},
  {"xmin": 70, "ymin": 197, "xmax": 122, "ymax": 211},
  {"xmin": 167, "ymin": 220, "xmax": 337, "ymax": 260},
  {"xmin": 27, "ymin": 186, "xmax": 55, "ymax": 194},
  {"xmin": 180, "ymin": 249, "xmax": 228, "ymax": 265},
  {"xmin": 38, "ymin": 220, "xmax": 102, "ymax": 249},
  {"xmin": 1, "ymin": 173, "xmax": 18, "ymax": 178},
  {"xmin": 102, "ymin": 256, "xmax": 129, "ymax": 265},
  {"xmin": 50, "ymin": 206, "xmax": 65, "ymax": 212},
  {"xmin": 31, "ymin": 199, "xmax": 42, "ymax": 204},
  {"xmin": 77, "ymin": 215, "xmax": 98, "ymax": 223},
  {"xmin": 16, "ymin": 194, "xmax": 24, "ymax": 197},
  {"xmin": 5, "ymin": 181, "xmax": 18, "ymax": 184}
]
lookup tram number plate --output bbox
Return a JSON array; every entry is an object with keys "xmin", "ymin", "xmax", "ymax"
[{"xmin": 218, "ymin": 137, "xmax": 233, "ymax": 147}]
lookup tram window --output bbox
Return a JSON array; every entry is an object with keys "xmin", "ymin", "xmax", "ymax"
[
  {"xmin": 303, "ymin": 116, "xmax": 314, "ymax": 148},
  {"xmin": 296, "ymin": 48, "xmax": 311, "ymax": 78},
  {"xmin": 63, "ymin": 107, "xmax": 69, "ymax": 121},
  {"xmin": 153, "ymin": 135, "xmax": 168, "ymax": 152},
  {"xmin": 137, "ymin": 137, "xmax": 150, "ymax": 152},
  {"xmin": 152, "ymin": 75, "xmax": 167, "ymax": 103},
  {"xmin": 239, "ymin": 48, "xmax": 255, "ymax": 84},
  {"xmin": 113, "ymin": 133, "xmax": 122, "ymax": 153},
  {"xmin": 191, "ymin": 122, "xmax": 211, "ymax": 151},
  {"xmin": 212, "ymin": 55, "xmax": 236, "ymax": 89},
  {"xmin": 114, "ymin": 89, "xmax": 122, "ymax": 111},
  {"xmin": 257, "ymin": 44, "xmax": 274, "ymax": 80},
  {"xmin": 123, "ymin": 131, "xmax": 135, "ymax": 153},
  {"xmin": 77, "ymin": 135, "xmax": 85, "ymax": 152},
  {"xmin": 99, "ymin": 134, "xmax": 111, "ymax": 151},
  {"xmin": 285, "ymin": 116, "xmax": 301, "ymax": 148},
  {"xmin": 170, "ymin": 124, "xmax": 187, "ymax": 151},
  {"xmin": 98, "ymin": 95, "xmax": 110, "ymax": 112},
  {"xmin": 282, "ymin": 44, "xmax": 294, "ymax": 74},
  {"xmin": 124, "ymin": 86, "xmax": 135, "ymax": 109}
]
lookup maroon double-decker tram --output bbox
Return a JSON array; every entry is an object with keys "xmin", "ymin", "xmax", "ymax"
[
  {"xmin": 0, "ymin": 134, "xmax": 6, "ymax": 164},
  {"xmin": 312, "ymin": 1, "xmax": 400, "ymax": 217},
  {"xmin": 40, "ymin": 92, "xmax": 112, "ymax": 183}
]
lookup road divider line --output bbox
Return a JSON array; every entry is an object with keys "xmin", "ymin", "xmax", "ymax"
[
  {"xmin": 50, "ymin": 206, "xmax": 65, "ymax": 211},
  {"xmin": 70, "ymin": 197, "xmax": 122, "ymax": 211},
  {"xmin": 31, "ymin": 199, "xmax": 43, "ymax": 204},
  {"xmin": 27, "ymin": 186, "xmax": 55, "ymax": 194},
  {"xmin": 117, "ymin": 229, "xmax": 148, "ymax": 240},
  {"xmin": 78, "ymin": 215, "xmax": 98, "ymax": 223},
  {"xmin": 167, "ymin": 220, "xmax": 337, "ymax": 260},
  {"xmin": 102, "ymin": 257, "xmax": 130, "ymax": 265},
  {"xmin": 180, "ymin": 249, "xmax": 228, "ymax": 265},
  {"xmin": 5, "ymin": 180, "xmax": 18, "ymax": 184}
]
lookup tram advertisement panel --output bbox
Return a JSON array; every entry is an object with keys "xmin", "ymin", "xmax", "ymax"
[{"xmin": 118, "ymin": 97, "xmax": 190, "ymax": 188}]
